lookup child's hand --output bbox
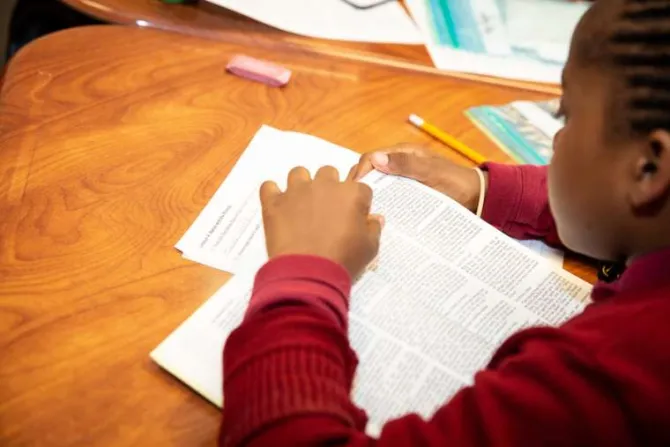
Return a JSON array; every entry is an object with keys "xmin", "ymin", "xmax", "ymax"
[
  {"xmin": 349, "ymin": 144, "xmax": 484, "ymax": 213},
  {"xmin": 260, "ymin": 166, "xmax": 383, "ymax": 279}
]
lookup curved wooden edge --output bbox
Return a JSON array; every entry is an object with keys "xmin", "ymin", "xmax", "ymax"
[
  {"xmin": 0, "ymin": 24, "xmax": 587, "ymax": 283},
  {"xmin": 60, "ymin": 0, "xmax": 562, "ymax": 96}
]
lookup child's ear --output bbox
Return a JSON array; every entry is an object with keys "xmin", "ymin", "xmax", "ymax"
[{"xmin": 629, "ymin": 129, "xmax": 670, "ymax": 215}]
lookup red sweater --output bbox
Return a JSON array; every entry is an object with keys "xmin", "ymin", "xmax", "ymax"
[{"xmin": 220, "ymin": 164, "xmax": 670, "ymax": 447}]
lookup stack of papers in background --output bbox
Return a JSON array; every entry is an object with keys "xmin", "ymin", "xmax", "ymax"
[
  {"xmin": 204, "ymin": 0, "xmax": 588, "ymax": 84},
  {"xmin": 203, "ymin": 0, "xmax": 423, "ymax": 44},
  {"xmin": 153, "ymin": 126, "xmax": 587, "ymax": 434},
  {"xmin": 466, "ymin": 99, "xmax": 562, "ymax": 164},
  {"xmin": 406, "ymin": 0, "xmax": 590, "ymax": 83}
]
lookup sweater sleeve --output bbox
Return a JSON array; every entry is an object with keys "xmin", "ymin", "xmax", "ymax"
[
  {"xmin": 481, "ymin": 163, "xmax": 561, "ymax": 247},
  {"xmin": 220, "ymin": 257, "xmax": 630, "ymax": 447}
]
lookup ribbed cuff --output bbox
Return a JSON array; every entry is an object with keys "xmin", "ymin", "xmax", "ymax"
[
  {"xmin": 222, "ymin": 344, "xmax": 358, "ymax": 446},
  {"xmin": 480, "ymin": 162, "xmax": 524, "ymax": 231},
  {"xmin": 222, "ymin": 310, "xmax": 364, "ymax": 447},
  {"xmin": 246, "ymin": 255, "xmax": 352, "ymax": 329},
  {"xmin": 481, "ymin": 163, "xmax": 549, "ymax": 234}
]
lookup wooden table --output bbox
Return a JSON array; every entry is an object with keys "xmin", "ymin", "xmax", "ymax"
[
  {"xmin": 60, "ymin": 0, "xmax": 438, "ymax": 78},
  {"xmin": 62, "ymin": 0, "xmax": 431, "ymax": 62},
  {"xmin": 0, "ymin": 25, "xmax": 592, "ymax": 446},
  {"xmin": 60, "ymin": 0, "xmax": 561, "ymax": 95}
]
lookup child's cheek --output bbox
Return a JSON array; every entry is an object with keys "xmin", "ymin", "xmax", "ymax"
[
  {"xmin": 552, "ymin": 127, "xmax": 565, "ymax": 155},
  {"xmin": 548, "ymin": 140, "xmax": 584, "ymax": 250}
]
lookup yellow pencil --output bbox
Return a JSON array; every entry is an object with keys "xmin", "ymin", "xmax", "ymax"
[{"xmin": 409, "ymin": 114, "xmax": 487, "ymax": 165}]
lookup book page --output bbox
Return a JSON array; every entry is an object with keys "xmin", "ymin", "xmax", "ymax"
[
  {"xmin": 156, "ymin": 127, "xmax": 591, "ymax": 432},
  {"xmin": 154, "ymin": 207, "xmax": 588, "ymax": 433},
  {"xmin": 177, "ymin": 125, "xmax": 565, "ymax": 272},
  {"xmin": 151, "ymin": 274, "xmax": 254, "ymax": 407},
  {"xmin": 519, "ymin": 239, "xmax": 563, "ymax": 268}
]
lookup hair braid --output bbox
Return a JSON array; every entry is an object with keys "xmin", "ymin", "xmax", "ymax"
[{"xmin": 609, "ymin": 0, "xmax": 670, "ymax": 134}]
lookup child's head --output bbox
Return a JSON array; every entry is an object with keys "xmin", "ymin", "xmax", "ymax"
[{"xmin": 550, "ymin": 0, "xmax": 670, "ymax": 262}]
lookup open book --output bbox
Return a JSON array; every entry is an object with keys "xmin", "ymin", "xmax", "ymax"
[{"xmin": 152, "ymin": 126, "xmax": 590, "ymax": 435}]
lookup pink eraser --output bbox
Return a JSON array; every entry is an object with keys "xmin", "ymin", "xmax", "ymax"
[{"xmin": 226, "ymin": 55, "xmax": 291, "ymax": 87}]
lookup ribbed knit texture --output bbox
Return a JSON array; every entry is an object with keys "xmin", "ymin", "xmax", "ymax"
[
  {"xmin": 219, "ymin": 165, "xmax": 670, "ymax": 446},
  {"xmin": 247, "ymin": 255, "xmax": 351, "ymax": 328},
  {"xmin": 221, "ymin": 308, "xmax": 364, "ymax": 446},
  {"xmin": 482, "ymin": 163, "xmax": 561, "ymax": 246}
]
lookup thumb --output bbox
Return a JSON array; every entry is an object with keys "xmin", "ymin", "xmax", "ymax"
[
  {"xmin": 370, "ymin": 151, "xmax": 427, "ymax": 180},
  {"xmin": 367, "ymin": 214, "xmax": 384, "ymax": 249}
]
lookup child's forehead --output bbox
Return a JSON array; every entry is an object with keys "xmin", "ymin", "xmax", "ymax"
[
  {"xmin": 563, "ymin": 63, "xmax": 603, "ymax": 100},
  {"xmin": 564, "ymin": 1, "xmax": 628, "ymax": 98},
  {"xmin": 570, "ymin": 1, "xmax": 621, "ymax": 65}
]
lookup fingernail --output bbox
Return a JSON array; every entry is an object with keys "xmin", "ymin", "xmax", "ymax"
[
  {"xmin": 371, "ymin": 152, "xmax": 389, "ymax": 169},
  {"xmin": 368, "ymin": 256, "xmax": 379, "ymax": 272}
]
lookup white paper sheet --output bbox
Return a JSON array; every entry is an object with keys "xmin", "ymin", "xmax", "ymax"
[
  {"xmin": 520, "ymin": 239, "xmax": 563, "ymax": 268},
  {"xmin": 176, "ymin": 126, "xmax": 563, "ymax": 271},
  {"xmin": 153, "ymin": 262, "xmax": 588, "ymax": 433},
  {"xmin": 204, "ymin": 0, "xmax": 423, "ymax": 44},
  {"xmin": 505, "ymin": 0, "xmax": 590, "ymax": 64},
  {"xmin": 155, "ymin": 138, "xmax": 589, "ymax": 431},
  {"xmin": 405, "ymin": 0, "xmax": 564, "ymax": 83},
  {"xmin": 175, "ymin": 126, "xmax": 359, "ymax": 273},
  {"xmin": 511, "ymin": 101, "xmax": 563, "ymax": 139}
]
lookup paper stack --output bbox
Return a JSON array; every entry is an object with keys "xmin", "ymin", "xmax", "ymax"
[
  {"xmin": 466, "ymin": 98, "xmax": 563, "ymax": 165},
  {"xmin": 406, "ymin": 0, "xmax": 591, "ymax": 83},
  {"xmin": 153, "ymin": 126, "xmax": 587, "ymax": 435},
  {"xmin": 203, "ymin": 0, "xmax": 423, "ymax": 44}
]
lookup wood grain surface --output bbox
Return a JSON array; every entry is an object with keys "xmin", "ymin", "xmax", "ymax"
[
  {"xmin": 61, "ymin": 0, "xmax": 432, "ymax": 60},
  {"xmin": 60, "ymin": 0, "xmax": 562, "ymax": 95},
  {"xmin": 0, "ymin": 25, "xmax": 593, "ymax": 446}
]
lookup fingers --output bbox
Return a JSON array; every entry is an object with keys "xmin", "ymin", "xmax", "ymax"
[
  {"xmin": 346, "ymin": 164, "xmax": 358, "ymax": 182},
  {"xmin": 349, "ymin": 150, "xmax": 394, "ymax": 181},
  {"xmin": 367, "ymin": 214, "xmax": 383, "ymax": 249},
  {"xmin": 259, "ymin": 180, "xmax": 281, "ymax": 206},
  {"xmin": 369, "ymin": 213, "xmax": 385, "ymax": 230},
  {"xmin": 385, "ymin": 151, "xmax": 425, "ymax": 179},
  {"xmin": 288, "ymin": 166, "xmax": 311, "ymax": 188},
  {"xmin": 356, "ymin": 182, "xmax": 373, "ymax": 215},
  {"xmin": 352, "ymin": 144, "xmax": 430, "ymax": 181},
  {"xmin": 288, "ymin": 166, "xmax": 341, "ymax": 187},
  {"xmin": 370, "ymin": 152, "xmax": 390, "ymax": 173},
  {"xmin": 351, "ymin": 152, "xmax": 375, "ymax": 181},
  {"xmin": 315, "ymin": 165, "xmax": 339, "ymax": 182}
]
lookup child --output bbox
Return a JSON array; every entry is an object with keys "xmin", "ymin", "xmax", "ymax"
[{"xmin": 221, "ymin": 0, "xmax": 670, "ymax": 445}]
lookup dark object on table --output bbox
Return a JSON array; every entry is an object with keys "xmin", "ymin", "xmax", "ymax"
[{"xmin": 597, "ymin": 261, "xmax": 625, "ymax": 283}]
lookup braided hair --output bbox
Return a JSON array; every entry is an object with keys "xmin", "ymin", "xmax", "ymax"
[{"xmin": 573, "ymin": 0, "xmax": 670, "ymax": 136}]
